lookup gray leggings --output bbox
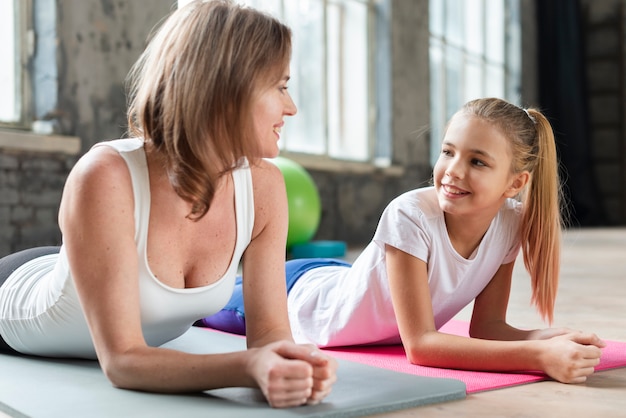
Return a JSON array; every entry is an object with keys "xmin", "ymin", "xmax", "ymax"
[{"xmin": 0, "ymin": 246, "xmax": 61, "ymax": 353}]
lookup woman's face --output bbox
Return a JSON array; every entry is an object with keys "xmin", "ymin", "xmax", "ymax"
[
  {"xmin": 433, "ymin": 114, "xmax": 525, "ymax": 221},
  {"xmin": 251, "ymin": 66, "xmax": 297, "ymax": 158}
]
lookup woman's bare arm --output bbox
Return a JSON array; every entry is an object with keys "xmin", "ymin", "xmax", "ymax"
[
  {"xmin": 58, "ymin": 148, "xmax": 324, "ymax": 407},
  {"xmin": 242, "ymin": 160, "xmax": 337, "ymax": 404}
]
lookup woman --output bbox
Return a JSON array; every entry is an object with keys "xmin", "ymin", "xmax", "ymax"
[{"xmin": 0, "ymin": 0, "xmax": 336, "ymax": 408}]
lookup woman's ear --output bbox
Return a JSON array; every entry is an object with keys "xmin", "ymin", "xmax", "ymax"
[{"xmin": 504, "ymin": 171, "xmax": 530, "ymax": 198}]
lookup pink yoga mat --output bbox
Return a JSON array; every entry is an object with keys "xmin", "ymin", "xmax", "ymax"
[{"xmin": 321, "ymin": 320, "xmax": 626, "ymax": 393}]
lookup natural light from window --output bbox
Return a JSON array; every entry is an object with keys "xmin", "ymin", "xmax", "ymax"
[
  {"xmin": 0, "ymin": 1, "xmax": 18, "ymax": 123},
  {"xmin": 241, "ymin": 0, "xmax": 371, "ymax": 161},
  {"xmin": 429, "ymin": 0, "xmax": 521, "ymax": 165},
  {"xmin": 179, "ymin": 0, "xmax": 372, "ymax": 162}
]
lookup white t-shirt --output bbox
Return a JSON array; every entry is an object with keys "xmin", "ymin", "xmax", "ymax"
[
  {"xmin": 0, "ymin": 138, "xmax": 255, "ymax": 358},
  {"xmin": 288, "ymin": 186, "xmax": 522, "ymax": 347}
]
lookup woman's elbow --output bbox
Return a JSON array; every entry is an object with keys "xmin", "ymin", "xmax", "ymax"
[
  {"xmin": 100, "ymin": 360, "xmax": 130, "ymax": 389},
  {"xmin": 99, "ymin": 353, "xmax": 141, "ymax": 390}
]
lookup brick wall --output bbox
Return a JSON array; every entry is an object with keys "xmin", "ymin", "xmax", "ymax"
[{"xmin": 0, "ymin": 150, "xmax": 77, "ymax": 255}]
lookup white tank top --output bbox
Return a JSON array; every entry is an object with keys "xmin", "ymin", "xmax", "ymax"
[{"xmin": 0, "ymin": 138, "xmax": 255, "ymax": 358}]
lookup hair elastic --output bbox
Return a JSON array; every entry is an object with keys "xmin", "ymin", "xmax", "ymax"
[{"xmin": 522, "ymin": 107, "xmax": 536, "ymax": 124}]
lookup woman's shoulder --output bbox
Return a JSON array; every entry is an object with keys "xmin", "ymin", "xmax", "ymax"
[
  {"xmin": 247, "ymin": 158, "xmax": 287, "ymax": 217},
  {"xmin": 248, "ymin": 158, "xmax": 285, "ymax": 193},
  {"xmin": 74, "ymin": 138, "xmax": 145, "ymax": 178},
  {"xmin": 240, "ymin": 158, "xmax": 289, "ymax": 247},
  {"xmin": 59, "ymin": 141, "xmax": 137, "ymax": 232},
  {"xmin": 91, "ymin": 138, "xmax": 144, "ymax": 153},
  {"xmin": 73, "ymin": 140, "xmax": 137, "ymax": 179},
  {"xmin": 62, "ymin": 140, "xmax": 137, "ymax": 208}
]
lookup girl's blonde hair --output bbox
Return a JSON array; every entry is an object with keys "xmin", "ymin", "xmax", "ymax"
[
  {"xmin": 461, "ymin": 98, "xmax": 563, "ymax": 323},
  {"xmin": 126, "ymin": 0, "xmax": 292, "ymax": 220}
]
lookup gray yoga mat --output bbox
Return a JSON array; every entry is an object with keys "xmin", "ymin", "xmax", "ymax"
[{"xmin": 0, "ymin": 327, "xmax": 465, "ymax": 417}]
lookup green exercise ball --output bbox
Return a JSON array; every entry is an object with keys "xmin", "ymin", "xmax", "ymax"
[{"xmin": 269, "ymin": 156, "xmax": 321, "ymax": 249}]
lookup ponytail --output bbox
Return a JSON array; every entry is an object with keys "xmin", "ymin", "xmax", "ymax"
[{"xmin": 519, "ymin": 109, "xmax": 563, "ymax": 323}]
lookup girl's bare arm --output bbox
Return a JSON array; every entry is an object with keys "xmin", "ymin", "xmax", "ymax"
[{"xmin": 385, "ymin": 244, "xmax": 603, "ymax": 383}]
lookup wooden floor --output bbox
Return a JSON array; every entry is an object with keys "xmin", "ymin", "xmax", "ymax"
[{"xmin": 372, "ymin": 227, "xmax": 626, "ymax": 417}]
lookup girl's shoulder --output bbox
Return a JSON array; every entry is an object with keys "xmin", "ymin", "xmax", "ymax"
[
  {"xmin": 373, "ymin": 187, "xmax": 437, "ymax": 261},
  {"xmin": 386, "ymin": 186, "xmax": 440, "ymax": 219},
  {"xmin": 499, "ymin": 196, "xmax": 523, "ymax": 222},
  {"xmin": 377, "ymin": 186, "xmax": 441, "ymax": 238}
]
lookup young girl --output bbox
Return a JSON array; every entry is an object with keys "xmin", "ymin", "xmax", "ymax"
[
  {"xmin": 204, "ymin": 97, "xmax": 605, "ymax": 384},
  {"xmin": 0, "ymin": 0, "xmax": 336, "ymax": 408}
]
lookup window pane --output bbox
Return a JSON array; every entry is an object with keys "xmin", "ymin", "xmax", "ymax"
[
  {"xmin": 429, "ymin": 0, "xmax": 444, "ymax": 37},
  {"xmin": 429, "ymin": 38, "xmax": 445, "ymax": 162},
  {"xmin": 485, "ymin": 64, "xmax": 505, "ymax": 98},
  {"xmin": 444, "ymin": 0, "xmax": 464, "ymax": 48},
  {"xmin": 464, "ymin": 0, "xmax": 483, "ymax": 55},
  {"xmin": 505, "ymin": 0, "xmax": 522, "ymax": 98},
  {"xmin": 0, "ymin": 0, "xmax": 19, "ymax": 123},
  {"xmin": 464, "ymin": 56, "xmax": 483, "ymax": 102},
  {"xmin": 486, "ymin": 0, "xmax": 505, "ymax": 64},
  {"xmin": 445, "ymin": 46, "xmax": 463, "ymax": 120},
  {"xmin": 327, "ymin": 0, "xmax": 368, "ymax": 160},
  {"xmin": 282, "ymin": 0, "xmax": 326, "ymax": 154}
]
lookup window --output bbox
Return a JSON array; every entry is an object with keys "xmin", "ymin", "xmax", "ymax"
[
  {"xmin": 0, "ymin": 0, "xmax": 31, "ymax": 127},
  {"xmin": 179, "ymin": 0, "xmax": 376, "ymax": 162},
  {"xmin": 0, "ymin": 0, "xmax": 19, "ymax": 124},
  {"xmin": 429, "ymin": 0, "xmax": 521, "ymax": 164},
  {"xmin": 242, "ymin": 0, "xmax": 375, "ymax": 162}
]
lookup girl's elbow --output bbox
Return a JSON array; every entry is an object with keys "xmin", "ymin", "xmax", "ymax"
[
  {"xmin": 403, "ymin": 333, "xmax": 442, "ymax": 367},
  {"xmin": 404, "ymin": 343, "xmax": 432, "ymax": 366}
]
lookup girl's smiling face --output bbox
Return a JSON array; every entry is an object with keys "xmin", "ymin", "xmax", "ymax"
[
  {"xmin": 433, "ymin": 114, "xmax": 528, "ymax": 222},
  {"xmin": 251, "ymin": 67, "xmax": 297, "ymax": 158}
]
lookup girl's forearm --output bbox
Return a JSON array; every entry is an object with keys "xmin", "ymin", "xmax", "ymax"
[
  {"xmin": 469, "ymin": 319, "xmax": 535, "ymax": 341},
  {"xmin": 403, "ymin": 330, "xmax": 544, "ymax": 373}
]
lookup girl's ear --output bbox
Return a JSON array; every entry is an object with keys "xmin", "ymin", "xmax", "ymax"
[{"xmin": 504, "ymin": 171, "xmax": 530, "ymax": 198}]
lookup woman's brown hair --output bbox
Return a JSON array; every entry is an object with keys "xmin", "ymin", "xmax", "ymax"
[{"xmin": 126, "ymin": 0, "xmax": 292, "ymax": 220}]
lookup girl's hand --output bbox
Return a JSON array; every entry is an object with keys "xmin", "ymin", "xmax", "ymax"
[
  {"xmin": 246, "ymin": 341, "xmax": 337, "ymax": 408},
  {"xmin": 538, "ymin": 331, "xmax": 605, "ymax": 383},
  {"xmin": 527, "ymin": 327, "xmax": 575, "ymax": 340}
]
